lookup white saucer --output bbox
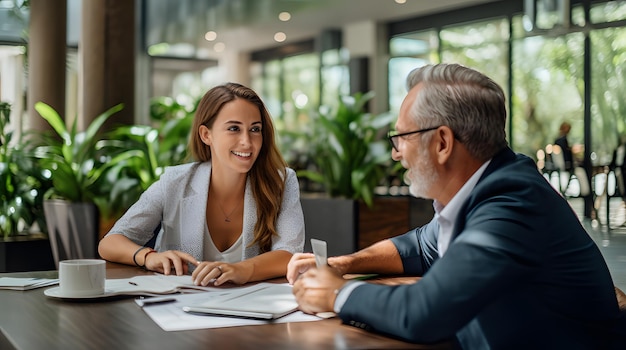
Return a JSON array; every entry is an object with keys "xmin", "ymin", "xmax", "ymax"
[{"xmin": 44, "ymin": 286, "xmax": 119, "ymax": 300}]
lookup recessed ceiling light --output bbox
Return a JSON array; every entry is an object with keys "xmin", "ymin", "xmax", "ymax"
[
  {"xmin": 278, "ymin": 12, "xmax": 291, "ymax": 21},
  {"xmin": 274, "ymin": 32, "xmax": 287, "ymax": 42},
  {"xmin": 395, "ymin": 0, "xmax": 407, "ymax": 4},
  {"xmin": 213, "ymin": 42, "xmax": 225, "ymax": 52},
  {"xmin": 204, "ymin": 31, "xmax": 217, "ymax": 41}
]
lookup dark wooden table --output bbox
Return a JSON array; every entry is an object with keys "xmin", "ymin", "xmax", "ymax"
[{"xmin": 0, "ymin": 262, "xmax": 451, "ymax": 350}]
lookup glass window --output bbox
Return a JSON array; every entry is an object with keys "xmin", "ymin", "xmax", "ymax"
[
  {"xmin": 251, "ymin": 60, "xmax": 282, "ymax": 122},
  {"xmin": 388, "ymin": 19, "xmax": 509, "ymax": 137},
  {"xmin": 511, "ymin": 32, "xmax": 585, "ymax": 161},
  {"xmin": 534, "ymin": 0, "xmax": 566, "ymax": 30},
  {"xmin": 250, "ymin": 53, "xmax": 322, "ymax": 167},
  {"xmin": 590, "ymin": 1, "xmax": 626, "ymax": 23},
  {"xmin": 440, "ymin": 18, "xmax": 510, "ymax": 107},
  {"xmin": 281, "ymin": 53, "xmax": 319, "ymax": 130},
  {"xmin": 388, "ymin": 57, "xmax": 430, "ymax": 113},
  {"xmin": 388, "ymin": 30, "xmax": 438, "ymax": 113},
  {"xmin": 320, "ymin": 48, "xmax": 349, "ymax": 107},
  {"xmin": 440, "ymin": 18, "xmax": 509, "ymax": 47},
  {"xmin": 590, "ymin": 27, "xmax": 626, "ymax": 165},
  {"xmin": 571, "ymin": 4, "xmax": 586, "ymax": 27}
]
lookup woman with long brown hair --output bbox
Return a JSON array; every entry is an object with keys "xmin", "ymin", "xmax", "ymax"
[{"xmin": 99, "ymin": 83, "xmax": 305, "ymax": 286}]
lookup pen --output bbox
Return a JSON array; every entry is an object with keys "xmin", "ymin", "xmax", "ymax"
[{"xmin": 136, "ymin": 296, "xmax": 177, "ymax": 307}]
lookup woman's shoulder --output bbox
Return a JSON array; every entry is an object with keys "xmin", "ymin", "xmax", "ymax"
[
  {"xmin": 282, "ymin": 167, "xmax": 299, "ymax": 184},
  {"xmin": 161, "ymin": 162, "xmax": 210, "ymax": 180}
]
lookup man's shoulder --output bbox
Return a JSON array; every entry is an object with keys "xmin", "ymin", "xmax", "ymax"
[{"xmin": 477, "ymin": 151, "xmax": 554, "ymax": 195}]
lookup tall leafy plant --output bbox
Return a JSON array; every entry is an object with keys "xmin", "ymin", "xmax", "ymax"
[
  {"xmin": 0, "ymin": 102, "xmax": 50, "ymax": 237},
  {"xmin": 95, "ymin": 97, "xmax": 194, "ymax": 220},
  {"xmin": 297, "ymin": 92, "xmax": 395, "ymax": 207},
  {"xmin": 32, "ymin": 102, "xmax": 138, "ymax": 213}
]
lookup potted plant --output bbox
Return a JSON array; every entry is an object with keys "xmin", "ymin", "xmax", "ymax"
[
  {"xmin": 0, "ymin": 101, "xmax": 55, "ymax": 272},
  {"xmin": 33, "ymin": 101, "xmax": 134, "ymax": 266},
  {"xmin": 296, "ymin": 92, "xmax": 410, "ymax": 255},
  {"xmin": 95, "ymin": 97, "xmax": 194, "ymax": 232},
  {"xmin": 297, "ymin": 91, "xmax": 394, "ymax": 207}
]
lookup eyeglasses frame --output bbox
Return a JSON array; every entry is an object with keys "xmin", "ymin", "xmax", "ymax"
[{"xmin": 387, "ymin": 126, "xmax": 441, "ymax": 152}]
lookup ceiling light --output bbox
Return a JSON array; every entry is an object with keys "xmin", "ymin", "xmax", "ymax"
[
  {"xmin": 0, "ymin": 0, "xmax": 15, "ymax": 9},
  {"xmin": 274, "ymin": 32, "xmax": 287, "ymax": 42},
  {"xmin": 278, "ymin": 12, "xmax": 291, "ymax": 21},
  {"xmin": 394, "ymin": 0, "xmax": 407, "ymax": 4},
  {"xmin": 204, "ymin": 31, "xmax": 217, "ymax": 41},
  {"xmin": 213, "ymin": 42, "xmax": 225, "ymax": 52}
]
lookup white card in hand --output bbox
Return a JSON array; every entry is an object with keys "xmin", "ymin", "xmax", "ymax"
[{"xmin": 310, "ymin": 239, "xmax": 327, "ymax": 268}]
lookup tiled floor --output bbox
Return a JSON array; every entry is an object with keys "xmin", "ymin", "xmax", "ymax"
[{"xmin": 568, "ymin": 197, "xmax": 626, "ymax": 290}]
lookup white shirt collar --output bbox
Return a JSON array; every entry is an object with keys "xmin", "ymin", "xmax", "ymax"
[{"xmin": 435, "ymin": 159, "xmax": 491, "ymax": 257}]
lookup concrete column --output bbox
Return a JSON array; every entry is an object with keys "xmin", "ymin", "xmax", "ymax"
[
  {"xmin": 0, "ymin": 50, "xmax": 25, "ymax": 142},
  {"xmin": 27, "ymin": 0, "xmax": 67, "ymax": 132},
  {"xmin": 218, "ymin": 51, "xmax": 251, "ymax": 86},
  {"xmin": 343, "ymin": 20, "xmax": 389, "ymax": 115},
  {"xmin": 80, "ymin": 0, "xmax": 135, "ymax": 130}
]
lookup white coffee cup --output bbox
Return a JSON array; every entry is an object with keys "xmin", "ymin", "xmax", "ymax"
[{"xmin": 58, "ymin": 259, "xmax": 106, "ymax": 297}]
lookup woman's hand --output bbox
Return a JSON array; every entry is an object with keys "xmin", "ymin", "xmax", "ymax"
[
  {"xmin": 192, "ymin": 261, "xmax": 254, "ymax": 286},
  {"xmin": 143, "ymin": 250, "xmax": 197, "ymax": 276}
]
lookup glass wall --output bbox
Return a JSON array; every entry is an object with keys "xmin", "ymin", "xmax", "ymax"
[
  {"xmin": 250, "ymin": 49, "xmax": 348, "ymax": 169},
  {"xmin": 388, "ymin": 0, "xmax": 626, "ymax": 170},
  {"xmin": 511, "ymin": 31, "xmax": 585, "ymax": 161},
  {"xmin": 388, "ymin": 31, "xmax": 438, "ymax": 114},
  {"xmin": 589, "ymin": 1, "xmax": 626, "ymax": 165}
]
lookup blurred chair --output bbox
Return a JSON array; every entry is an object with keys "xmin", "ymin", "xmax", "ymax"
[
  {"xmin": 609, "ymin": 144, "xmax": 626, "ymax": 228},
  {"xmin": 549, "ymin": 144, "xmax": 590, "ymax": 198},
  {"xmin": 613, "ymin": 144, "xmax": 625, "ymax": 199}
]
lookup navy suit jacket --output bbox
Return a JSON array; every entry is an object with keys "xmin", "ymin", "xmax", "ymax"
[{"xmin": 339, "ymin": 148, "xmax": 625, "ymax": 349}]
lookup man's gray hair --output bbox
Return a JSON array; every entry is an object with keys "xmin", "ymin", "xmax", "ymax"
[{"xmin": 406, "ymin": 63, "xmax": 508, "ymax": 161}]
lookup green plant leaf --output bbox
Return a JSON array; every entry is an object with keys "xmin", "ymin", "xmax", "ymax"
[{"xmin": 298, "ymin": 92, "xmax": 393, "ymax": 206}]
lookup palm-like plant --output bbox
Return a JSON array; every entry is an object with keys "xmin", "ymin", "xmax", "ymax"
[
  {"xmin": 0, "ymin": 102, "xmax": 50, "ymax": 237},
  {"xmin": 32, "ymin": 102, "xmax": 138, "ymax": 208},
  {"xmin": 96, "ymin": 97, "xmax": 193, "ymax": 220},
  {"xmin": 297, "ymin": 92, "xmax": 395, "ymax": 207}
]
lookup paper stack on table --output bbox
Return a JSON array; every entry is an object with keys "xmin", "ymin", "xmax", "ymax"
[{"xmin": 0, "ymin": 277, "xmax": 59, "ymax": 291}]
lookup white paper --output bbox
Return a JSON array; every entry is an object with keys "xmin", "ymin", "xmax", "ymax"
[
  {"xmin": 311, "ymin": 238, "xmax": 328, "ymax": 268},
  {"xmin": 138, "ymin": 283, "xmax": 323, "ymax": 331},
  {"xmin": 0, "ymin": 277, "xmax": 59, "ymax": 290},
  {"xmin": 106, "ymin": 274, "xmax": 218, "ymax": 295}
]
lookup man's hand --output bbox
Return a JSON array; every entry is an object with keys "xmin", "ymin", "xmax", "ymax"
[
  {"xmin": 292, "ymin": 266, "xmax": 347, "ymax": 314},
  {"xmin": 286, "ymin": 252, "xmax": 318, "ymax": 284}
]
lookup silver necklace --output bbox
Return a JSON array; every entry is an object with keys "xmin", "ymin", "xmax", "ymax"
[{"xmin": 218, "ymin": 200, "xmax": 241, "ymax": 223}]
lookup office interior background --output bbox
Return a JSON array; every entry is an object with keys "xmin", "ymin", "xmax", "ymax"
[{"xmin": 1, "ymin": 0, "xmax": 626, "ymax": 196}]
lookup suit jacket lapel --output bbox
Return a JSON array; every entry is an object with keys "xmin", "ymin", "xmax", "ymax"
[
  {"xmin": 180, "ymin": 162, "xmax": 211, "ymax": 261},
  {"xmin": 450, "ymin": 147, "xmax": 515, "ymax": 240}
]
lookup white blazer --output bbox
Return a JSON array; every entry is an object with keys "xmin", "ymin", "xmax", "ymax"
[{"xmin": 106, "ymin": 162, "xmax": 305, "ymax": 262}]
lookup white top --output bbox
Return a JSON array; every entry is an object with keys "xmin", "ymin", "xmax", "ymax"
[{"xmin": 203, "ymin": 224, "xmax": 243, "ymax": 263}]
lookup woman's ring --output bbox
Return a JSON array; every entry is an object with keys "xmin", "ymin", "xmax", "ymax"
[{"xmin": 216, "ymin": 266, "xmax": 223, "ymax": 275}]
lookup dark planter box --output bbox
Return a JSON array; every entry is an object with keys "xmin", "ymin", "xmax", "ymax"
[
  {"xmin": 0, "ymin": 234, "xmax": 55, "ymax": 273},
  {"xmin": 358, "ymin": 196, "xmax": 434, "ymax": 249},
  {"xmin": 301, "ymin": 196, "xmax": 358, "ymax": 256},
  {"xmin": 301, "ymin": 195, "xmax": 434, "ymax": 256}
]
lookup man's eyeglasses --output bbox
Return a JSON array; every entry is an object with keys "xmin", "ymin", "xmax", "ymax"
[{"xmin": 387, "ymin": 126, "xmax": 440, "ymax": 152}]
